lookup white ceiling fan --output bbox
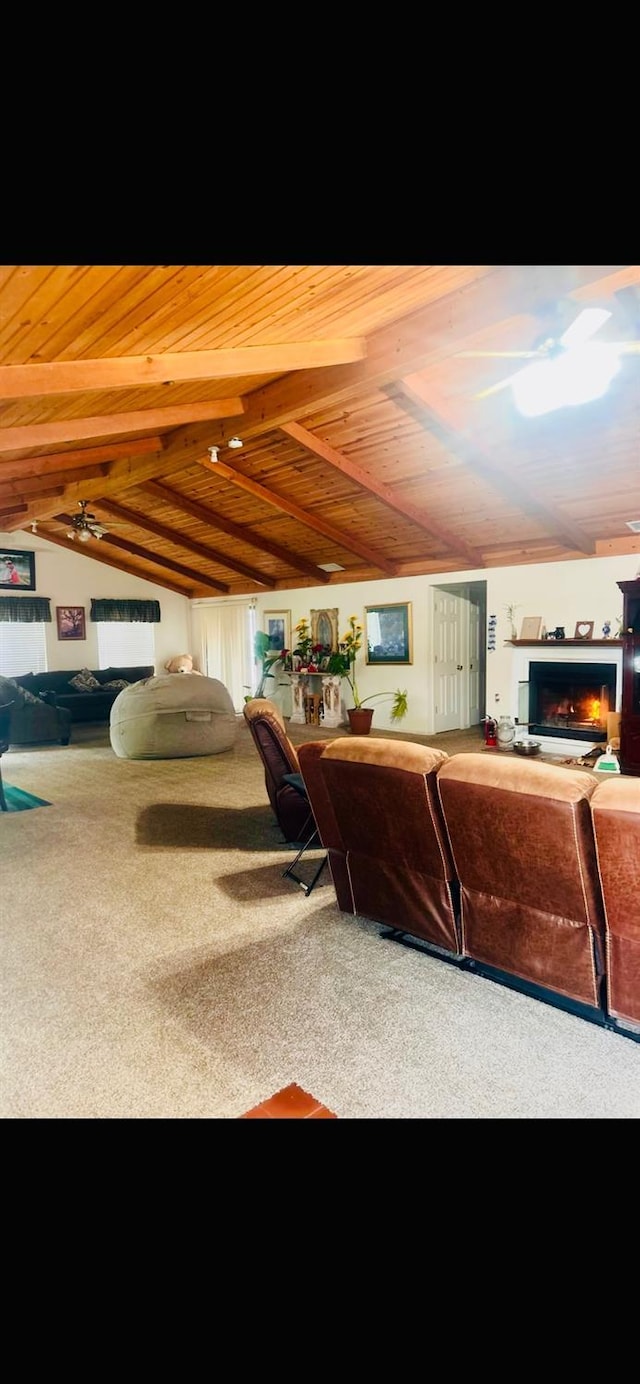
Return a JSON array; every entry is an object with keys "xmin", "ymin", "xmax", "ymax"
[{"xmin": 459, "ymin": 307, "xmax": 640, "ymax": 414}]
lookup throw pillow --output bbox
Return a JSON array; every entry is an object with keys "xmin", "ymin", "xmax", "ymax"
[
  {"xmin": 69, "ymin": 669, "xmax": 101, "ymax": 691},
  {"xmin": 102, "ymin": 679, "xmax": 130, "ymax": 691},
  {"xmin": 0, "ymin": 674, "xmax": 42, "ymax": 706}
]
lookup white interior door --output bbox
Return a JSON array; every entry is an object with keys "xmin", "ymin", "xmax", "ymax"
[
  {"xmin": 433, "ymin": 590, "xmax": 466, "ymax": 732},
  {"xmin": 466, "ymin": 599, "xmax": 481, "ymax": 727}
]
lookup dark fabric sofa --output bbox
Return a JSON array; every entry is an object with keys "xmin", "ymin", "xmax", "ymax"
[
  {"xmin": 13, "ymin": 666, "xmax": 154, "ymax": 725},
  {"xmin": 0, "ymin": 673, "xmax": 72, "ymax": 746}
]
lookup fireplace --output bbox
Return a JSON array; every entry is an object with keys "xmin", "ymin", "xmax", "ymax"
[{"xmin": 527, "ymin": 661, "xmax": 617, "ymax": 742}]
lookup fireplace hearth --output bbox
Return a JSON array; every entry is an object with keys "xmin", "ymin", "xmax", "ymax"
[{"xmin": 527, "ymin": 661, "xmax": 617, "ymax": 742}]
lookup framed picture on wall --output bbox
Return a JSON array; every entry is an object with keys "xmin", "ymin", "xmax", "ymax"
[
  {"xmin": 0, "ymin": 548, "xmax": 36, "ymax": 590},
  {"xmin": 310, "ymin": 608, "xmax": 339, "ymax": 652},
  {"xmin": 365, "ymin": 602, "xmax": 413, "ymax": 664},
  {"xmin": 263, "ymin": 609, "xmax": 291, "ymax": 653},
  {"xmin": 56, "ymin": 606, "xmax": 86, "ymax": 640}
]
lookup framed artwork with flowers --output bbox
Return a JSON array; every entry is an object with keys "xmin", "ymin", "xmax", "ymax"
[
  {"xmin": 310, "ymin": 608, "xmax": 339, "ymax": 653},
  {"xmin": 365, "ymin": 602, "xmax": 413, "ymax": 664},
  {"xmin": 263, "ymin": 610, "xmax": 291, "ymax": 654}
]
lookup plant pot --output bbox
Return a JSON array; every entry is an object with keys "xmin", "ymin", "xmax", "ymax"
[{"xmin": 347, "ymin": 707, "xmax": 374, "ymax": 735}]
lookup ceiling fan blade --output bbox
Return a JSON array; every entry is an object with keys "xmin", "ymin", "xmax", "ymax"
[
  {"xmin": 458, "ymin": 350, "xmax": 539, "ymax": 359},
  {"xmin": 473, "ymin": 375, "xmax": 517, "ymax": 401},
  {"xmin": 560, "ymin": 307, "xmax": 612, "ymax": 351}
]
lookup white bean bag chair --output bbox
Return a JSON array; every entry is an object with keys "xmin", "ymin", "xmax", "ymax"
[{"xmin": 109, "ymin": 674, "xmax": 237, "ymax": 759}]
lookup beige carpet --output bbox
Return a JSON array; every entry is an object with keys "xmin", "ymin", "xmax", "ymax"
[{"xmin": 2, "ymin": 718, "xmax": 639, "ymax": 1120}]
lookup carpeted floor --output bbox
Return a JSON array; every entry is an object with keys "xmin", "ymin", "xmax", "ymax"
[{"xmin": 1, "ymin": 717, "xmax": 638, "ymax": 1120}]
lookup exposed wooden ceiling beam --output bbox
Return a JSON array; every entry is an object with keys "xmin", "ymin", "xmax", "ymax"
[
  {"xmin": 0, "ymin": 487, "xmax": 64, "ymax": 510},
  {"xmin": 197, "ymin": 456, "xmax": 398, "ymax": 576},
  {"xmin": 53, "ymin": 517, "xmax": 231, "ymax": 593},
  {"xmin": 200, "ymin": 267, "xmax": 628, "ymax": 448},
  {"xmin": 37, "ymin": 529, "xmax": 193, "ymax": 595},
  {"xmin": 396, "ymin": 374, "xmax": 596, "ymax": 556},
  {"xmin": 0, "ymin": 425, "xmax": 221, "ymax": 530},
  {"xmin": 0, "ymin": 400, "xmax": 244, "ymax": 453},
  {"xmin": 141, "ymin": 480, "xmax": 332, "ymax": 584},
  {"xmin": 279, "ymin": 419, "xmax": 484, "ymax": 569},
  {"xmin": 0, "ymin": 465, "xmax": 109, "ymax": 502},
  {"xmin": 0, "ymin": 500, "xmax": 28, "ymax": 515},
  {"xmin": 0, "ymin": 340, "xmax": 367, "ymax": 400},
  {"xmin": 95, "ymin": 498, "xmax": 275, "ymax": 589},
  {"xmin": 0, "ymin": 437, "xmax": 165, "ymax": 478}
]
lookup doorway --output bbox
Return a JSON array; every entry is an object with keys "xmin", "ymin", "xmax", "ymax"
[{"xmin": 431, "ymin": 581, "xmax": 487, "ymax": 733}]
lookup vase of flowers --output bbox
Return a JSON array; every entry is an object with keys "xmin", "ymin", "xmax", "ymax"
[
  {"xmin": 327, "ymin": 615, "xmax": 409, "ymax": 733},
  {"xmin": 292, "ymin": 618, "xmax": 314, "ymax": 668}
]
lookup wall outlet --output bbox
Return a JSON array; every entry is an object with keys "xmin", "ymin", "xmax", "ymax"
[{"xmin": 495, "ymin": 692, "xmax": 500, "ymax": 701}]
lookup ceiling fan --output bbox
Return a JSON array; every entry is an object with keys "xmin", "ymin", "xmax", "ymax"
[
  {"xmin": 459, "ymin": 306, "xmax": 640, "ymax": 412},
  {"xmin": 65, "ymin": 499, "xmax": 112, "ymax": 542}
]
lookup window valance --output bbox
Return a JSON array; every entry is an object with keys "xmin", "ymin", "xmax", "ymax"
[
  {"xmin": 0, "ymin": 596, "xmax": 52, "ymax": 623},
  {"xmin": 90, "ymin": 599, "xmax": 161, "ymax": 623}
]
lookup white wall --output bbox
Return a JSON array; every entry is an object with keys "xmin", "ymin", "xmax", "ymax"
[
  {"xmin": 253, "ymin": 553, "xmax": 640, "ymax": 735},
  {"xmin": 1, "ymin": 530, "xmax": 191, "ymax": 673}
]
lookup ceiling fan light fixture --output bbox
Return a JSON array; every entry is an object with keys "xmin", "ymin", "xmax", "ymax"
[
  {"xmin": 512, "ymin": 342, "xmax": 621, "ymax": 418},
  {"xmin": 77, "ymin": 527, "xmax": 92, "ymax": 542}
]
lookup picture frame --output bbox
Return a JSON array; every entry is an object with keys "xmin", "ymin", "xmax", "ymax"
[
  {"xmin": 310, "ymin": 607, "xmax": 339, "ymax": 653},
  {"xmin": 0, "ymin": 547, "xmax": 36, "ymax": 591},
  {"xmin": 56, "ymin": 605, "xmax": 86, "ymax": 640},
  {"xmin": 263, "ymin": 609, "xmax": 291, "ymax": 653},
  {"xmin": 365, "ymin": 602, "xmax": 413, "ymax": 665},
  {"xmin": 519, "ymin": 616, "xmax": 543, "ymax": 640},
  {"xmin": 574, "ymin": 620, "xmax": 594, "ymax": 640}
]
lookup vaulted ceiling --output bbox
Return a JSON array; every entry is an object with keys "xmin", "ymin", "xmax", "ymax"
[{"xmin": 1, "ymin": 263, "xmax": 639, "ymax": 597}]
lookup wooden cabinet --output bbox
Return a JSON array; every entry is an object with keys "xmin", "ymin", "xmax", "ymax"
[{"xmin": 618, "ymin": 580, "xmax": 640, "ymax": 775}]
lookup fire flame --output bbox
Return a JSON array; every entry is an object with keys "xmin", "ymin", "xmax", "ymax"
[{"xmin": 587, "ymin": 698, "xmax": 601, "ymax": 723}]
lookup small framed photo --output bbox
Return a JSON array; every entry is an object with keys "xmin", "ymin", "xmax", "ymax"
[
  {"xmin": 574, "ymin": 620, "xmax": 594, "ymax": 640},
  {"xmin": 56, "ymin": 606, "xmax": 86, "ymax": 640},
  {"xmin": 310, "ymin": 607, "xmax": 339, "ymax": 653},
  {"xmin": 519, "ymin": 616, "xmax": 543, "ymax": 640},
  {"xmin": 0, "ymin": 548, "xmax": 36, "ymax": 591},
  {"xmin": 365, "ymin": 602, "xmax": 413, "ymax": 664},
  {"xmin": 263, "ymin": 609, "xmax": 291, "ymax": 653}
]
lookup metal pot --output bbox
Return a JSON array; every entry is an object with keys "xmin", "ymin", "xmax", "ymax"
[{"xmin": 513, "ymin": 740, "xmax": 541, "ymax": 757}]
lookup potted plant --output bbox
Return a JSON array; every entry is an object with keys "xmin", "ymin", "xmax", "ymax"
[
  {"xmin": 246, "ymin": 631, "xmax": 286, "ymax": 701},
  {"xmin": 329, "ymin": 615, "xmax": 409, "ymax": 734}
]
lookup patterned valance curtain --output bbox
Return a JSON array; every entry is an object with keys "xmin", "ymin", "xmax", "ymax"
[
  {"xmin": 90, "ymin": 599, "xmax": 161, "ymax": 623},
  {"xmin": 0, "ymin": 596, "xmax": 52, "ymax": 623}
]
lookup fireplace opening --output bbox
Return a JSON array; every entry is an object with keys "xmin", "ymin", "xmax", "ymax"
[{"xmin": 527, "ymin": 661, "xmax": 617, "ymax": 742}]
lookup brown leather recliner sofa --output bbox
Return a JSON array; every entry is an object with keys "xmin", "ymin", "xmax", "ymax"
[
  {"xmin": 297, "ymin": 737, "xmax": 639, "ymax": 1043},
  {"xmin": 243, "ymin": 698, "xmax": 315, "ymax": 844},
  {"xmin": 592, "ymin": 777, "xmax": 640, "ymax": 1032}
]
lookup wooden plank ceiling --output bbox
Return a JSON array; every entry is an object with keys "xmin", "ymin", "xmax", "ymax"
[{"xmin": 1, "ymin": 263, "xmax": 640, "ymax": 597}]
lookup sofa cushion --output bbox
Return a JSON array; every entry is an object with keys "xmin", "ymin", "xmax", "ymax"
[
  {"xmin": 101, "ymin": 678, "xmax": 130, "ymax": 691},
  {"xmin": 69, "ymin": 668, "xmax": 101, "ymax": 691}
]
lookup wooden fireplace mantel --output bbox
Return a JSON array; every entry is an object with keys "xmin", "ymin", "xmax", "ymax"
[{"xmin": 506, "ymin": 639, "xmax": 623, "ymax": 648}]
